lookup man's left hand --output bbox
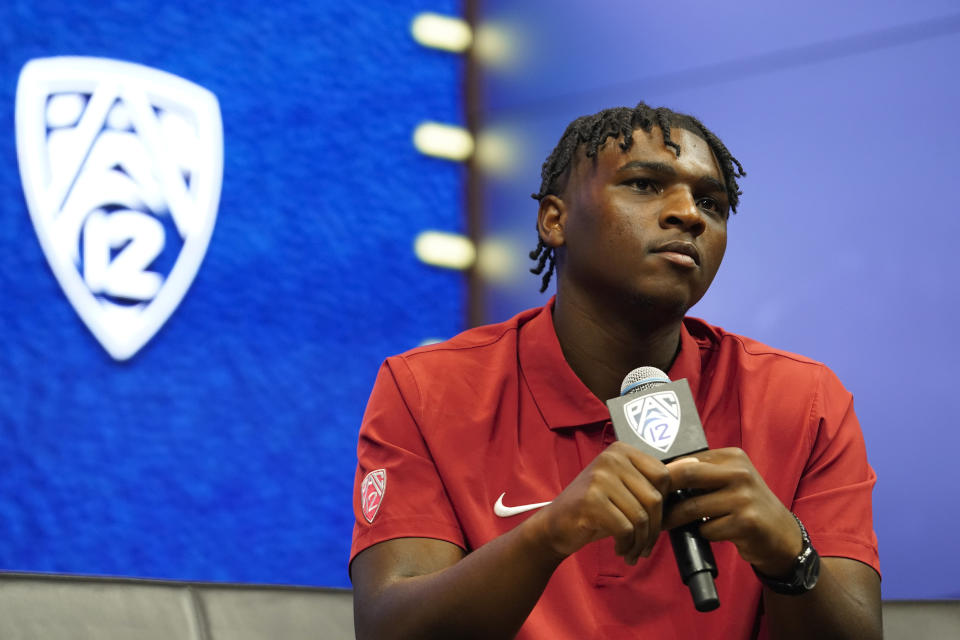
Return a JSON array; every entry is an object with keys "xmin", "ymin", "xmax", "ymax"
[{"xmin": 663, "ymin": 448, "xmax": 801, "ymax": 578}]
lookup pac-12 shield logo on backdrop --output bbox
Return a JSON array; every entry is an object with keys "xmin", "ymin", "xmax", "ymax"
[
  {"xmin": 360, "ymin": 469, "xmax": 387, "ymax": 524},
  {"xmin": 623, "ymin": 390, "xmax": 681, "ymax": 453},
  {"xmin": 15, "ymin": 57, "xmax": 224, "ymax": 361}
]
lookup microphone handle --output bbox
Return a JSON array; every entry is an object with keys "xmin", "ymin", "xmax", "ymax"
[{"xmin": 668, "ymin": 491, "xmax": 720, "ymax": 612}]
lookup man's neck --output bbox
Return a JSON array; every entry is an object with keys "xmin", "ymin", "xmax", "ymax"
[{"xmin": 552, "ymin": 289, "xmax": 684, "ymax": 402}]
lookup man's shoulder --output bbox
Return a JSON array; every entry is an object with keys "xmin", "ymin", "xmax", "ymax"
[
  {"xmin": 684, "ymin": 317, "xmax": 825, "ymax": 372},
  {"xmin": 684, "ymin": 318, "xmax": 853, "ymax": 433},
  {"xmin": 388, "ymin": 305, "xmax": 543, "ymax": 373}
]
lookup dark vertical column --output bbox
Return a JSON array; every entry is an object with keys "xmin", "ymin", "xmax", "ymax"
[{"xmin": 464, "ymin": 0, "xmax": 486, "ymax": 328}]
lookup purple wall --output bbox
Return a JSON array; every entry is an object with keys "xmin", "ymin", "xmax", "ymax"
[{"xmin": 476, "ymin": 0, "xmax": 960, "ymax": 599}]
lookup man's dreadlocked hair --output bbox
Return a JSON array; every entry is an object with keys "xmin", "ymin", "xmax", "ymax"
[{"xmin": 528, "ymin": 102, "xmax": 746, "ymax": 293}]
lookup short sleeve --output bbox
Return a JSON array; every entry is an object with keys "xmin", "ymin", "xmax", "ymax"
[
  {"xmin": 792, "ymin": 366, "xmax": 880, "ymax": 575},
  {"xmin": 349, "ymin": 357, "xmax": 466, "ymax": 571}
]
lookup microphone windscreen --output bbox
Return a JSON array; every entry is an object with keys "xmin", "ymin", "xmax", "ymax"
[{"xmin": 620, "ymin": 366, "xmax": 670, "ymax": 396}]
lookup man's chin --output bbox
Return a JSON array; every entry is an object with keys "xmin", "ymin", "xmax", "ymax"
[{"xmin": 623, "ymin": 292, "xmax": 691, "ymax": 321}]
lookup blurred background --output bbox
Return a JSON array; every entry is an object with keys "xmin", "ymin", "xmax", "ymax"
[{"xmin": 0, "ymin": 0, "xmax": 957, "ymax": 600}]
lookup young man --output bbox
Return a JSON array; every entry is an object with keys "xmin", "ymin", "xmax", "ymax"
[{"xmin": 350, "ymin": 103, "xmax": 881, "ymax": 639}]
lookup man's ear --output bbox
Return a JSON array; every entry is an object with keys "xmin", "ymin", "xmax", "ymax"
[{"xmin": 536, "ymin": 194, "xmax": 566, "ymax": 249}]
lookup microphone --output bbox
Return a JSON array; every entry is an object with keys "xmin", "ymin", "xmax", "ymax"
[{"xmin": 606, "ymin": 366, "xmax": 720, "ymax": 612}]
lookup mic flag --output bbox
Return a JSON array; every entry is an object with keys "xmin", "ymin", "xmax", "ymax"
[{"xmin": 606, "ymin": 378, "xmax": 707, "ymax": 462}]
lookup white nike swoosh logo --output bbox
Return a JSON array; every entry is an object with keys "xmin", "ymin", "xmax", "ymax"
[{"xmin": 493, "ymin": 492, "xmax": 552, "ymax": 517}]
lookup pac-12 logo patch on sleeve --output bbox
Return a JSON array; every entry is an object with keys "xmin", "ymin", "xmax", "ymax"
[
  {"xmin": 15, "ymin": 57, "xmax": 224, "ymax": 361},
  {"xmin": 360, "ymin": 469, "xmax": 387, "ymax": 524}
]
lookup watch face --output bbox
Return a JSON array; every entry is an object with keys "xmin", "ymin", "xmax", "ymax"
[{"xmin": 801, "ymin": 550, "xmax": 821, "ymax": 590}]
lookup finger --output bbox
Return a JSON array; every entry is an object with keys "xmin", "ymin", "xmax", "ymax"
[
  {"xmin": 618, "ymin": 472, "xmax": 664, "ymax": 557},
  {"xmin": 685, "ymin": 447, "xmax": 744, "ymax": 463},
  {"xmin": 605, "ymin": 497, "xmax": 642, "ymax": 558},
  {"xmin": 667, "ymin": 457, "xmax": 745, "ymax": 492},
  {"xmin": 662, "ymin": 489, "xmax": 734, "ymax": 530},
  {"xmin": 665, "ymin": 456, "xmax": 700, "ymax": 469},
  {"xmin": 605, "ymin": 484, "xmax": 650, "ymax": 560},
  {"xmin": 681, "ymin": 448, "xmax": 759, "ymax": 473},
  {"xmin": 623, "ymin": 447, "xmax": 672, "ymax": 496},
  {"xmin": 696, "ymin": 513, "xmax": 739, "ymax": 543}
]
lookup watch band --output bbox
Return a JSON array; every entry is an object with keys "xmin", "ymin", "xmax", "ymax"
[{"xmin": 752, "ymin": 513, "xmax": 821, "ymax": 595}]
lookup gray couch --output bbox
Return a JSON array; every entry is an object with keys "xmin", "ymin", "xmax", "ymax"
[
  {"xmin": 0, "ymin": 572, "xmax": 352, "ymax": 640},
  {"xmin": 0, "ymin": 572, "xmax": 956, "ymax": 639}
]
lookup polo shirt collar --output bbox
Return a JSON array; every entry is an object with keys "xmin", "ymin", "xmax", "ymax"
[
  {"xmin": 518, "ymin": 298, "xmax": 702, "ymax": 430},
  {"xmin": 668, "ymin": 316, "xmax": 702, "ymax": 401}
]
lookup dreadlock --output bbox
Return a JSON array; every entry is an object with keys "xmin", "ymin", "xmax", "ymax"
[{"xmin": 528, "ymin": 102, "xmax": 746, "ymax": 293}]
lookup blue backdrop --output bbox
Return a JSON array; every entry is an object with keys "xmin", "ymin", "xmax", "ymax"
[{"xmin": 0, "ymin": 1, "xmax": 464, "ymax": 587}]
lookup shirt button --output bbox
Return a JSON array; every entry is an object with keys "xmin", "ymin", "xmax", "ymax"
[{"xmin": 602, "ymin": 421, "xmax": 615, "ymax": 445}]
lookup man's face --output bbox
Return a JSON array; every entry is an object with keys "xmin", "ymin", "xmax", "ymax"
[{"xmin": 551, "ymin": 126, "xmax": 729, "ymax": 316}]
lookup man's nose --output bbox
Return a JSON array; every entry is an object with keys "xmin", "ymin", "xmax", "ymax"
[{"xmin": 658, "ymin": 187, "xmax": 705, "ymax": 237}]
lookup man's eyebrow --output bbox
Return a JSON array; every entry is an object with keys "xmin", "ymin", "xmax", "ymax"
[
  {"xmin": 617, "ymin": 160, "xmax": 727, "ymax": 194},
  {"xmin": 617, "ymin": 161, "xmax": 677, "ymax": 176},
  {"xmin": 697, "ymin": 176, "xmax": 727, "ymax": 195}
]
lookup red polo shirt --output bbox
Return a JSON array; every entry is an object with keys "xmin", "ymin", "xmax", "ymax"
[{"xmin": 351, "ymin": 301, "xmax": 879, "ymax": 639}]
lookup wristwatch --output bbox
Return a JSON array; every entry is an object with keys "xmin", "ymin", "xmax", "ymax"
[{"xmin": 752, "ymin": 513, "xmax": 820, "ymax": 595}]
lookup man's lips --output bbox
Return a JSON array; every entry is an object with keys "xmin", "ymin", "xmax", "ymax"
[{"xmin": 652, "ymin": 241, "xmax": 701, "ymax": 267}]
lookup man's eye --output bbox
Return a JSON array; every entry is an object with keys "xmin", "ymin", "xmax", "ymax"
[
  {"xmin": 628, "ymin": 179, "xmax": 659, "ymax": 192},
  {"xmin": 697, "ymin": 197, "xmax": 719, "ymax": 212}
]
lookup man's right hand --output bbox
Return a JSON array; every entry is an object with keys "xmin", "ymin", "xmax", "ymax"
[
  {"xmin": 351, "ymin": 441, "xmax": 672, "ymax": 640},
  {"xmin": 526, "ymin": 441, "xmax": 672, "ymax": 565}
]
